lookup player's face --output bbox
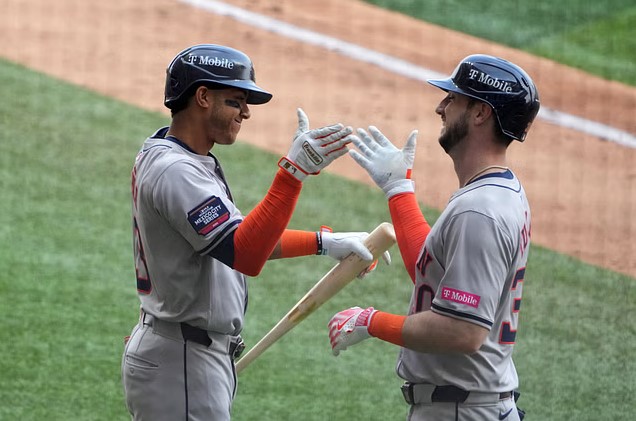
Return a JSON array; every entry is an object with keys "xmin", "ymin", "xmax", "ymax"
[
  {"xmin": 207, "ymin": 88, "xmax": 251, "ymax": 145},
  {"xmin": 435, "ymin": 92, "xmax": 471, "ymax": 154}
]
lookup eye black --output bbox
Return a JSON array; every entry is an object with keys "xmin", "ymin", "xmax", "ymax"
[{"xmin": 225, "ymin": 100, "xmax": 241, "ymax": 109}]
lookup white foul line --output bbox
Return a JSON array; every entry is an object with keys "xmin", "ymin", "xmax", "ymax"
[{"xmin": 180, "ymin": 0, "xmax": 636, "ymax": 148}]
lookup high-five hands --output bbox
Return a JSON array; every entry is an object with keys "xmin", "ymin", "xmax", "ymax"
[
  {"xmin": 349, "ymin": 127, "xmax": 418, "ymax": 198},
  {"xmin": 328, "ymin": 306, "xmax": 377, "ymax": 356},
  {"xmin": 279, "ymin": 108, "xmax": 354, "ymax": 181}
]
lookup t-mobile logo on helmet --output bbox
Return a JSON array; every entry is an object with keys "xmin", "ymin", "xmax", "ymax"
[
  {"xmin": 467, "ymin": 69, "xmax": 513, "ymax": 93},
  {"xmin": 186, "ymin": 55, "xmax": 235, "ymax": 69}
]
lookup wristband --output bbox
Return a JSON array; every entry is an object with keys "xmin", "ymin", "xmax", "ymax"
[
  {"xmin": 368, "ymin": 311, "xmax": 406, "ymax": 346},
  {"xmin": 383, "ymin": 179, "xmax": 415, "ymax": 199},
  {"xmin": 278, "ymin": 157, "xmax": 307, "ymax": 181},
  {"xmin": 316, "ymin": 225, "xmax": 333, "ymax": 255},
  {"xmin": 316, "ymin": 232, "xmax": 323, "ymax": 255}
]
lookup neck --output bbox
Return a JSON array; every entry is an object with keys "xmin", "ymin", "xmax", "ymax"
[
  {"xmin": 449, "ymin": 135, "xmax": 508, "ymax": 187},
  {"xmin": 168, "ymin": 115, "xmax": 212, "ymax": 155},
  {"xmin": 451, "ymin": 152, "xmax": 508, "ymax": 188},
  {"xmin": 461, "ymin": 164, "xmax": 509, "ymax": 187}
]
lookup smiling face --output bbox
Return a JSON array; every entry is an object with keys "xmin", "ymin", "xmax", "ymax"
[
  {"xmin": 435, "ymin": 92, "xmax": 475, "ymax": 154},
  {"xmin": 204, "ymin": 87, "xmax": 251, "ymax": 146}
]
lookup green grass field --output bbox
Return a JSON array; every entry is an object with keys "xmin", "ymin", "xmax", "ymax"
[
  {"xmin": 364, "ymin": 0, "xmax": 636, "ymax": 86},
  {"xmin": 0, "ymin": 55, "xmax": 634, "ymax": 420}
]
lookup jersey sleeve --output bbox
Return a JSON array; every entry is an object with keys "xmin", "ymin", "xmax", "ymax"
[
  {"xmin": 152, "ymin": 160, "xmax": 243, "ymax": 256},
  {"xmin": 431, "ymin": 210, "xmax": 514, "ymax": 330}
]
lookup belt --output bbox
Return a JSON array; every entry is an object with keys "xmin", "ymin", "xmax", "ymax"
[
  {"xmin": 401, "ymin": 383, "xmax": 512, "ymax": 405},
  {"xmin": 141, "ymin": 311, "xmax": 245, "ymax": 360}
]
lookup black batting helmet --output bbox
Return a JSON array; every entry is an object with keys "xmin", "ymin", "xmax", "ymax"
[
  {"xmin": 428, "ymin": 54, "xmax": 540, "ymax": 141},
  {"xmin": 164, "ymin": 44, "xmax": 272, "ymax": 109}
]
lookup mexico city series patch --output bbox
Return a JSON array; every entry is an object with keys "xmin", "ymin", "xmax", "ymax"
[{"xmin": 188, "ymin": 196, "xmax": 230, "ymax": 236}]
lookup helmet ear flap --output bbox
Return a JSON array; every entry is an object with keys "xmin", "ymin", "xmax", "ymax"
[{"xmin": 169, "ymin": 76, "xmax": 180, "ymax": 90}]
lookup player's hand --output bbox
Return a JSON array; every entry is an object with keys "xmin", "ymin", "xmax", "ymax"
[
  {"xmin": 328, "ymin": 306, "xmax": 377, "ymax": 356},
  {"xmin": 278, "ymin": 108, "xmax": 354, "ymax": 181},
  {"xmin": 349, "ymin": 126, "xmax": 417, "ymax": 198},
  {"xmin": 320, "ymin": 230, "xmax": 391, "ymax": 278}
]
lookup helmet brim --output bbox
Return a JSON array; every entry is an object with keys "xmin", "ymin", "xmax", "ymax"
[
  {"xmin": 217, "ymin": 79, "xmax": 272, "ymax": 105},
  {"xmin": 427, "ymin": 77, "xmax": 465, "ymax": 95},
  {"xmin": 427, "ymin": 77, "xmax": 494, "ymax": 110},
  {"xmin": 427, "ymin": 77, "xmax": 455, "ymax": 91},
  {"xmin": 246, "ymin": 91, "xmax": 273, "ymax": 105}
]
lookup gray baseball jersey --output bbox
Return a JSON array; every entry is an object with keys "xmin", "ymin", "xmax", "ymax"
[
  {"xmin": 132, "ymin": 127, "xmax": 247, "ymax": 335},
  {"xmin": 397, "ymin": 169, "xmax": 531, "ymax": 393}
]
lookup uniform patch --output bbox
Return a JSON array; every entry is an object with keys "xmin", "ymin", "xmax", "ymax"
[
  {"xmin": 188, "ymin": 196, "xmax": 230, "ymax": 235},
  {"xmin": 441, "ymin": 287, "xmax": 480, "ymax": 308}
]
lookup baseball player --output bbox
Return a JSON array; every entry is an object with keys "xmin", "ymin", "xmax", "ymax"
[
  {"xmin": 121, "ymin": 44, "xmax": 388, "ymax": 421},
  {"xmin": 327, "ymin": 55, "xmax": 540, "ymax": 421}
]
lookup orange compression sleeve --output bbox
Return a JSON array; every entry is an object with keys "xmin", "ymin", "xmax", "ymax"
[
  {"xmin": 233, "ymin": 169, "xmax": 302, "ymax": 276},
  {"xmin": 388, "ymin": 192, "xmax": 431, "ymax": 283},
  {"xmin": 369, "ymin": 311, "xmax": 406, "ymax": 347},
  {"xmin": 279, "ymin": 230, "xmax": 319, "ymax": 258}
]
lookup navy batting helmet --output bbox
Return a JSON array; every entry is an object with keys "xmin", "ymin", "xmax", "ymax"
[
  {"xmin": 428, "ymin": 54, "xmax": 540, "ymax": 141},
  {"xmin": 164, "ymin": 44, "xmax": 272, "ymax": 109}
]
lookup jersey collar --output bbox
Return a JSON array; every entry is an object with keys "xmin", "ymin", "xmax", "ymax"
[{"xmin": 466, "ymin": 169, "xmax": 513, "ymax": 186}]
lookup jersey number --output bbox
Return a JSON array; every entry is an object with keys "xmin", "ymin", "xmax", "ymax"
[
  {"xmin": 133, "ymin": 217, "xmax": 152, "ymax": 294},
  {"xmin": 414, "ymin": 248, "xmax": 435, "ymax": 311},
  {"xmin": 132, "ymin": 161, "xmax": 152, "ymax": 294},
  {"xmin": 415, "ymin": 284, "xmax": 435, "ymax": 312},
  {"xmin": 499, "ymin": 267, "xmax": 525, "ymax": 344}
]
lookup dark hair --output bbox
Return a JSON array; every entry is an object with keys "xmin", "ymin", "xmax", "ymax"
[{"xmin": 170, "ymin": 83, "xmax": 229, "ymax": 116}]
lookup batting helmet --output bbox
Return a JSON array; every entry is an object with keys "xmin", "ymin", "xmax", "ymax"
[
  {"xmin": 164, "ymin": 44, "xmax": 272, "ymax": 109},
  {"xmin": 427, "ymin": 54, "xmax": 540, "ymax": 141}
]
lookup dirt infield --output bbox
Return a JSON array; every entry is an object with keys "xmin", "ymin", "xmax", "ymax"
[{"xmin": 2, "ymin": 0, "xmax": 635, "ymax": 277}]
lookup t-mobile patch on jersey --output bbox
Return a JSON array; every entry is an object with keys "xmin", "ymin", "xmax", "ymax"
[
  {"xmin": 188, "ymin": 196, "xmax": 230, "ymax": 236},
  {"xmin": 440, "ymin": 287, "xmax": 480, "ymax": 308}
]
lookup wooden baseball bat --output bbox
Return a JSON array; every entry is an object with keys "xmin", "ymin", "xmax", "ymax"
[{"xmin": 235, "ymin": 222, "xmax": 396, "ymax": 374}]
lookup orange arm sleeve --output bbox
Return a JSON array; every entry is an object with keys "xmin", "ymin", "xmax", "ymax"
[
  {"xmin": 369, "ymin": 311, "xmax": 406, "ymax": 347},
  {"xmin": 279, "ymin": 229, "xmax": 319, "ymax": 258},
  {"xmin": 233, "ymin": 169, "xmax": 302, "ymax": 276},
  {"xmin": 388, "ymin": 192, "xmax": 431, "ymax": 283}
]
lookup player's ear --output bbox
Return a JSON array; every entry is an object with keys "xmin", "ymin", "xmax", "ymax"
[
  {"xmin": 473, "ymin": 101, "xmax": 494, "ymax": 126},
  {"xmin": 194, "ymin": 85, "xmax": 212, "ymax": 109}
]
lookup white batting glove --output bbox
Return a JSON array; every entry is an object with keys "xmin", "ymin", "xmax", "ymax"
[
  {"xmin": 278, "ymin": 108, "xmax": 353, "ymax": 181},
  {"xmin": 320, "ymin": 231, "xmax": 373, "ymax": 261},
  {"xmin": 319, "ymin": 230, "xmax": 391, "ymax": 278},
  {"xmin": 349, "ymin": 127, "xmax": 418, "ymax": 198},
  {"xmin": 328, "ymin": 306, "xmax": 377, "ymax": 356}
]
